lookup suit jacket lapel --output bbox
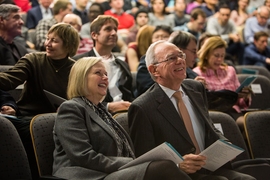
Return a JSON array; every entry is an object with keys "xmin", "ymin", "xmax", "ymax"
[
  {"xmin": 88, "ymin": 49, "xmax": 96, "ymax": 57},
  {"xmin": 74, "ymin": 98, "xmax": 118, "ymax": 142},
  {"xmin": 153, "ymin": 84, "xmax": 194, "ymax": 145},
  {"xmin": 182, "ymin": 83, "xmax": 209, "ymax": 127}
]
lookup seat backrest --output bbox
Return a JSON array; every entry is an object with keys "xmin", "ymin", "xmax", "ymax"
[
  {"xmin": 235, "ymin": 65, "xmax": 270, "ymax": 79},
  {"xmin": 0, "ymin": 116, "xmax": 32, "ymax": 179},
  {"xmin": 27, "ymin": 29, "xmax": 37, "ymax": 45},
  {"xmin": 237, "ymin": 74, "xmax": 270, "ymax": 110},
  {"xmin": 209, "ymin": 111, "xmax": 251, "ymax": 162},
  {"xmin": 30, "ymin": 113, "xmax": 57, "ymax": 177},
  {"xmin": 244, "ymin": 111, "xmax": 270, "ymax": 159},
  {"xmin": 113, "ymin": 112, "xmax": 129, "ymax": 134}
]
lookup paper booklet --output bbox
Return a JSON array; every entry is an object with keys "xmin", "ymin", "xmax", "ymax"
[
  {"xmin": 200, "ymin": 140, "xmax": 244, "ymax": 171},
  {"xmin": 119, "ymin": 142, "xmax": 183, "ymax": 170},
  {"xmin": 119, "ymin": 140, "xmax": 244, "ymax": 172}
]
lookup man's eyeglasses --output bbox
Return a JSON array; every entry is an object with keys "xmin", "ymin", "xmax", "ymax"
[{"xmin": 153, "ymin": 53, "xmax": 186, "ymax": 65}]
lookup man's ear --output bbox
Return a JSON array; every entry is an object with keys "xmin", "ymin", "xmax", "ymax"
[
  {"xmin": 91, "ymin": 31, "xmax": 97, "ymax": 40},
  {"xmin": 148, "ymin": 64, "xmax": 159, "ymax": 77},
  {"xmin": 0, "ymin": 16, "xmax": 4, "ymax": 24}
]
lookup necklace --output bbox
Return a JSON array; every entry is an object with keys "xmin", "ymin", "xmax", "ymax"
[{"xmin": 50, "ymin": 60, "xmax": 68, "ymax": 72}]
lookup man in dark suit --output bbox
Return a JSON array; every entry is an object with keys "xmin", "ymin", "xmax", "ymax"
[
  {"xmin": 128, "ymin": 40, "xmax": 255, "ymax": 179},
  {"xmin": 0, "ymin": 4, "xmax": 28, "ymax": 65},
  {"xmin": 26, "ymin": 0, "xmax": 53, "ymax": 29},
  {"xmin": 73, "ymin": 15, "xmax": 133, "ymax": 114}
]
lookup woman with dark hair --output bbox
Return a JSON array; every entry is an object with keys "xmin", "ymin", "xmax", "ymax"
[
  {"xmin": 230, "ymin": 0, "xmax": 250, "ymax": 26},
  {"xmin": 148, "ymin": 0, "xmax": 175, "ymax": 27}
]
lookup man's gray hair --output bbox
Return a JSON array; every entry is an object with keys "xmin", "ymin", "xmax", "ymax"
[
  {"xmin": 145, "ymin": 40, "xmax": 168, "ymax": 68},
  {"xmin": 145, "ymin": 40, "xmax": 171, "ymax": 80},
  {"xmin": 0, "ymin": 4, "xmax": 20, "ymax": 19}
]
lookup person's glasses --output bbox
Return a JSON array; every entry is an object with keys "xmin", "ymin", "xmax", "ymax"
[
  {"xmin": 259, "ymin": 14, "xmax": 269, "ymax": 20},
  {"xmin": 153, "ymin": 53, "xmax": 186, "ymax": 65},
  {"xmin": 184, "ymin": 48, "xmax": 197, "ymax": 55}
]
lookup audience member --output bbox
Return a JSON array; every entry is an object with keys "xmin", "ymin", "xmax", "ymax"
[
  {"xmin": 80, "ymin": 2, "xmax": 104, "ymax": 39},
  {"xmin": 186, "ymin": 0, "xmax": 205, "ymax": 14},
  {"xmin": 193, "ymin": 36, "xmax": 252, "ymax": 128},
  {"xmin": 0, "ymin": 4, "xmax": 28, "ymax": 65},
  {"xmin": 0, "ymin": 22, "xmax": 79, "ymax": 116},
  {"xmin": 25, "ymin": 0, "xmax": 53, "ymax": 29},
  {"xmin": 129, "ymin": 40, "xmax": 255, "ymax": 179},
  {"xmin": 230, "ymin": 0, "xmax": 250, "ymax": 26},
  {"xmin": 0, "ymin": 23, "xmax": 79, "ymax": 179},
  {"xmin": 73, "ymin": 15, "xmax": 133, "ymax": 114},
  {"xmin": 73, "ymin": 0, "xmax": 89, "ymax": 24},
  {"xmin": 199, "ymin": 0, "xmax": 218, "ymax": 17},
  {"xmin": 13, "ymin": 0, "xmax": 31, "ymax": 13},
  {"xmin": 136, "ymin": 25, "xmax": 173, "ymax": 96},
  {"xmin": 206, "ymin": 4, "xmax": 245, "ymax": 64},
  {"xmin": 174, "ymin": 8, "xmax": 206, "ymax": 40},
  {"xmin": 136, "ymin": 29, "xmax": 209, "ymax": 97},
  {"xmin": 244, "ymin": 5, "xmax": 270, "ymax": 44},
  {"xmin": 243, "ymin": 31, "xmax": 270, "ymax": 70},
  {"xmin": 104, "ymin": 0, "xmax": 134, "ymax": 31},
  {"xmin": 148, "ymin": 0, "xmax": 175, "ymax": 27},
  {"xmin": 126, "ymin": 8, "xmax": 149, "ymax": 45},
  {"xmin": 35, "ymin": 0, "xmax": 72, "ymax": 51},
  {"xmin": 172, "ymin": 0, "xmax": 190, "ymax": 26},
  {"xmin": 62, "ymin": 13, "xmax": 93, "ymax": 55},
  {"xmin": 126, "ymin": 25, "xmax": 154, "ymax": 72},
  {"xmin": 52, "ymin": 57, "xmax": 191, "ymax": 180}
]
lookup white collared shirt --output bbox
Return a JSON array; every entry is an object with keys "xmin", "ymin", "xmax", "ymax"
[
  {"xmin": 40, "ymin": 5, "xmax": 52, "ymax": 20},
  {"xmin": 159, "ymin": 84, "xmax": 205, "ymax": 151}
]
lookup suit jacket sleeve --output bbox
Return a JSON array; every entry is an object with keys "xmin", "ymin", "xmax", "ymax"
[{"xmin": 54, "ymin": 100, "xmax": 132, "ymax": 173}]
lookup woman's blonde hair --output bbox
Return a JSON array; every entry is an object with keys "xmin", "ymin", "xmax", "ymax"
[
  {"xmin": 197, "ymin": 36, "xmax": 228, "ymax": 72},
  {"xmin": 47, "ymin": 23, "xmax": 80, "ymax": 57},
  {"xmin": 67, "ymin": 57, "xmax": 102, "ymax": 99},
  {"xmin": 137, "ymin": 25, "xmax": 155, "ymax": 57}
]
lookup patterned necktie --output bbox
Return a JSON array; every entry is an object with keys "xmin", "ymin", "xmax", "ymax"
[{"xmin": 173, "ymin": 91, "xmax": 200, "ymax": 154}]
